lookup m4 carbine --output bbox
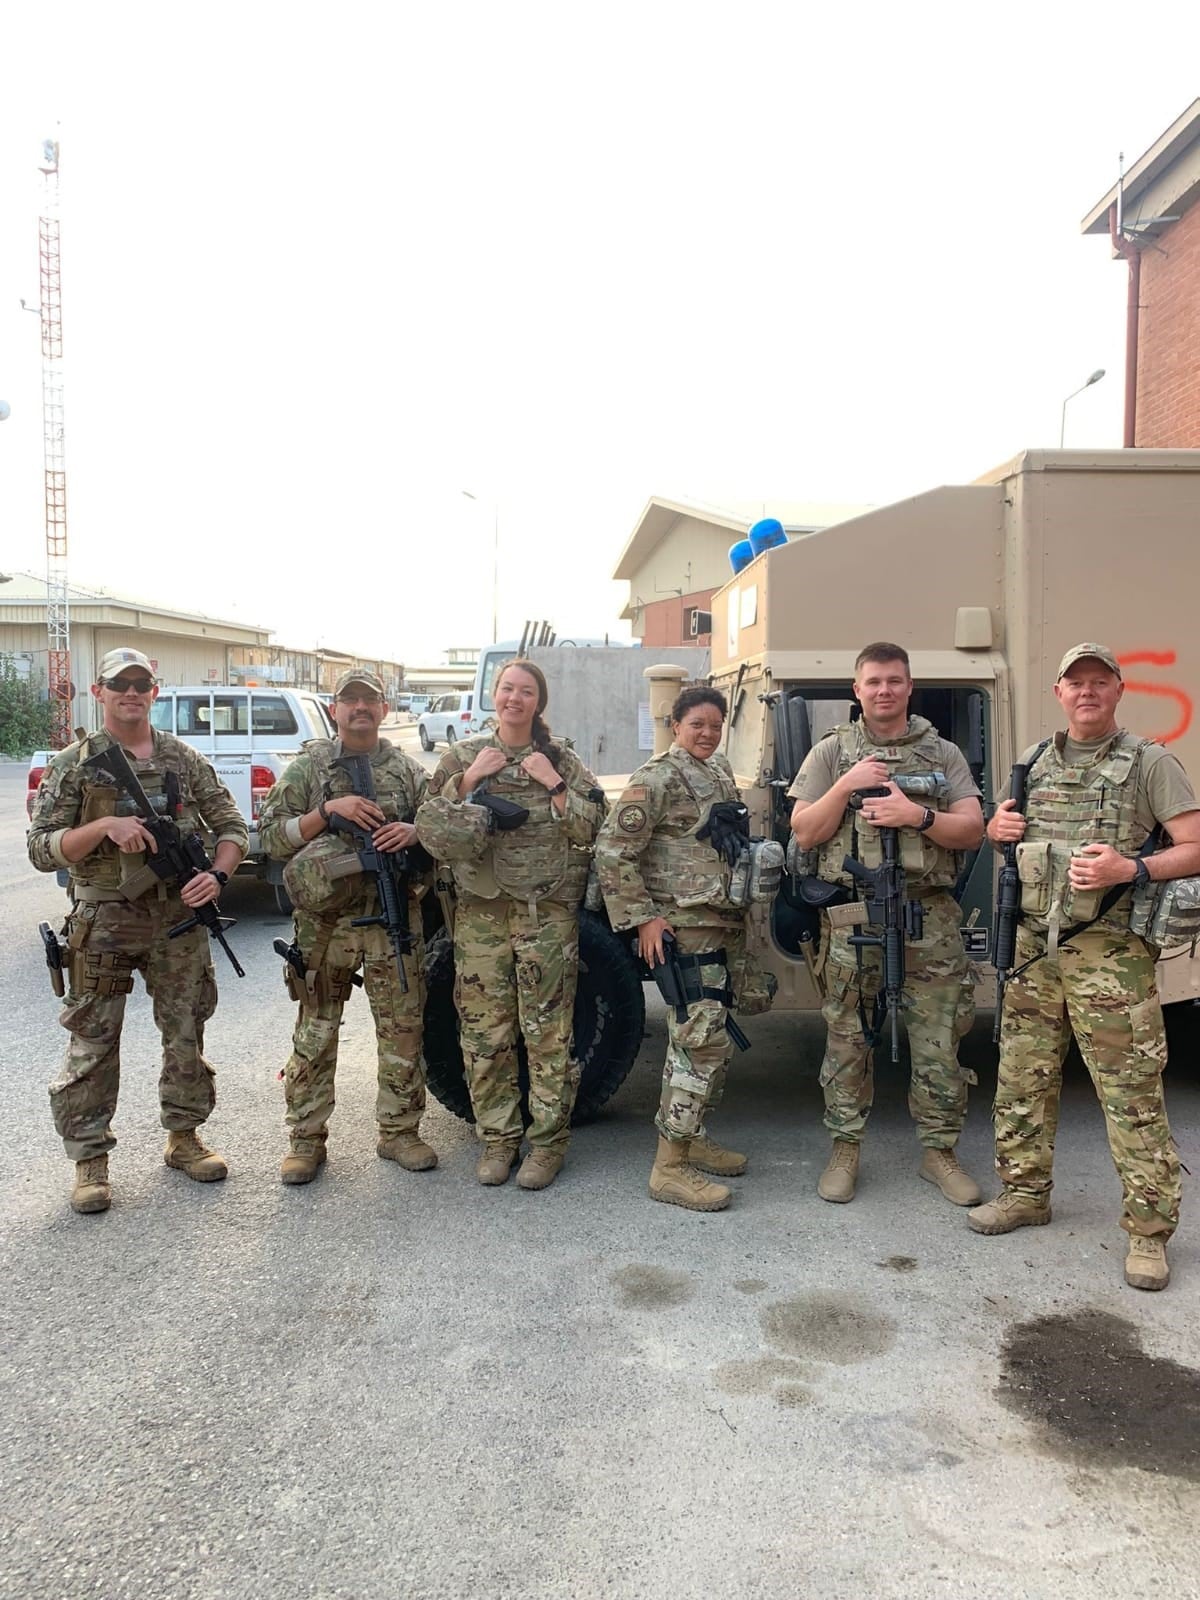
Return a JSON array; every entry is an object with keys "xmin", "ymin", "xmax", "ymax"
[
  {"xmin": 80, "ymin": 743, "xmax": 245, "ymax": 977},
  {"xmin": 991, "ymin": 758, "xmax": 1032, "ymax": 1043},
  {"xmin": 328, "ymin": 752, "xmax": 430, "ymax": 993},
  {"xmin": 842, "ymin": 785, "xmax": 923, "ymax": 1062}
]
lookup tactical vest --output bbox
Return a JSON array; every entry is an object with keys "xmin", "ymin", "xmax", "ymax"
[
  {"xmin": 1017, "ymin": 729, "xmax": 1151, "ymax": 934},
  {"xmin": 70, "ymin": 730, "xmax": 203, "ymax": 896},
  {"xmin": 639, "ymin": 747, "xmax": 742, "ymax": 911},
  {"xmin": 301, "ymin": 740, "xmax": 424, "ymax": 915},
  {"xmin": 310, "ymin": 740, "xmax": 418, "ymax": 828},
  {"xmin": 452, "ymin": 739, "xmax": 589, "ymax": 907},
  {"xmin": 816, "ymin": 717, "xmax": 962, "ymax": 891}
]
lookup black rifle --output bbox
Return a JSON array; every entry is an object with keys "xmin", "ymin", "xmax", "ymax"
[
  {"xmin": 328, "ymin": 752, "xmax": 423, "ymax": 993},
  {"xmin": 991, "ymin": 758, "xmax": 1032, "ymax": 1043},
  {"xmin": 39, "ymin": 921, "xmax": 66, "ymax": 997},
  {"xmin": 81, "ymin": 743, "xmax": 245, "ymax": 977},
  {"xmin": 842, "ymin": 786, "xmax": 923, "ymax": 1062},
  {"xmin": 646, "ymin": 931, "xmax": 751, "ymax": 1052}
]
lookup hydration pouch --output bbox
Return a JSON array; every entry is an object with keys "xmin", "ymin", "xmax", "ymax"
[{"xmin": 1129, "ymin": 875, "xmax": 1200, "ymax": 949}]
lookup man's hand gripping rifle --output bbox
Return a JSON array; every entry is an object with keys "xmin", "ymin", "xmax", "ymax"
[
  {"xmin": 842, "ymin": 785, "xmax": 923, "ymax": 1062},
  {"xmin": 328, "ymin": 752, "xmax": 427, "ymax": 993},
  {"xmin": 80, "ymin": 744, "xmax": 245, "ymax": 976}
]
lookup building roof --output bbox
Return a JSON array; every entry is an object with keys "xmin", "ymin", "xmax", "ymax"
[
  {"xmin": 1082, "ymin": 99, "xmax": 1200, "ymax": 237},
  {"xmin": 0, "ymin": 571, "xmax": 272, "ymax": 646},
  {"xmin": 612, "ymin": 494, "xmax": 875, "ymax": 582}
]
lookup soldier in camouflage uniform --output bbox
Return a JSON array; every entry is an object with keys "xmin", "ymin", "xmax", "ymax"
[
  {"xmin": 597, "ymin": 685, "xmax": 766, "ymax": 1213},
  {"xmin": 415, "ymin": 660, "xmax": 604, "ymax": 1191},
  {"xmin": 790, "ymin": 643, "xmax": 985, "ymax": 1207},
  {"xmin": 27, "ymin": 647, "xmax": 248, "ymax": 1215},
  {"xmin": 260, "ymin": 669, "xmax": 435, "ymax": 1185},
  {"xmin": 969, "ymin": 644, "xmax": 1200, "ymax": 1291}
]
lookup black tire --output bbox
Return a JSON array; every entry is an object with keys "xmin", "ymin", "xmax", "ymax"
[
  {"xmin": 421, "ymin": 910, "xmax": 646, "ymax": 1124},
  {"xmin": 445, "ymin": 726, "xmax": 457, "ymax": 745},
  {"xmin": 273, "ymin": 882, "xmax": 294, "ymax": 916},
  {"xmin": 418, "ymin": 726, "xmax": 433, "ymax": 751}
]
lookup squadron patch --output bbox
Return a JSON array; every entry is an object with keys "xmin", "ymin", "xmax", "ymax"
[{"xmin": 617, "ymin": 804, "xmax": 648, "ymax": 833}]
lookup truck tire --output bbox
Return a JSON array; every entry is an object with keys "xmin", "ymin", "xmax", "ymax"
[
  {"xmin": 421, "ymin": 911, "xmax": 646, "ymax": 1124},
  {"xmin": 274, "ymin": 882, "xmax": 294, "ymax": 916},
  {"xmin": 418, "ymin": 726, "xmax": 433, "ymax": 751}
]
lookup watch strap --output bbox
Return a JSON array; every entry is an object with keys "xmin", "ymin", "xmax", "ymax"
[
  {"xmin": 916, "ymin": 807, "xmax": 936, "ymax": 834},
  {"xmin": 548, "ymin": 780, "xmax": 568, "ymax": 797}
]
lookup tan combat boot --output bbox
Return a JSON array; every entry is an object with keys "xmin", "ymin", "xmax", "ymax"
[
  {"xmin": 817, "ymin": 1141, "xmax": 860, "ymax": 1203},
  {"xmin": 476, "ymin": 1142, "xmax": 519, "ymax": 1186},
  {"xmin": 280, "ymin": 1143, "xmax": 327, "ymax": 1186},
  {"xmin": 689, "ymin": 1133, "xmax": 748, "ymax": 1177},
  {"xmin": 516, "ymin": 1148, "xmax": 565, "ymax": 1191},
  {"xmin": 377, "ymin": 1130, "xmax": 438, "ymax": 1172},
  {"xmin": 919, "ymin": 1147, "xmax": 982, "ymax": 1206},
  {"xmin": 648, "ymin": 1136, "xmax": 731, "ymax": 1212},
  {"xmin": 71, "ymin": 1155, "xmax": 111, "ymax": 1215},
  {"xmin": 967, "ymin": 1189, "xmax": 1051, "ymax": 1234},
  {"xmin": 164, "ymin": 1129, "xmax": 228, "ymax": 1182},
  {"xmin": 1125, "ymin": 1235, "xmax": 1170, "ymax": 1291}
]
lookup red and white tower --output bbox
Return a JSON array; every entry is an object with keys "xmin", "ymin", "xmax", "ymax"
[{"xmin": 38, "ymin": 136, "xmax": 71, "ymax": 747}]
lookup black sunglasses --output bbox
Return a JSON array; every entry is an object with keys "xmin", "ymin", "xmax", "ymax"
[{"xmin": 103, "ymin": 677, "xmax": 155, "ymax": 694}]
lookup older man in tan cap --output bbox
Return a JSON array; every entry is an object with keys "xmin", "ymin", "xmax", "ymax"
[
  {"xmin": 259, "ymin": 666, "xmax": 439, "ymax": 1184},
  {"xmin": 970, "ymin": 643, "xmax": 1200, "ymax": 1292}
]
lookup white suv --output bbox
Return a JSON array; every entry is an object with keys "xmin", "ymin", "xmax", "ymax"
[{"xmin": 417, "ymin": 692, "xmax": 481, "ymax": 750}]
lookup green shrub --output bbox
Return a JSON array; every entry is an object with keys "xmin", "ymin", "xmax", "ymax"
[{"xmin": 0, "ymin": 657, "xmax": 54, "ymax": 757}]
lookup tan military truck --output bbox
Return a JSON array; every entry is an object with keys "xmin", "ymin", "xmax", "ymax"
[{"xmin": 421, "ymin": 448, "xmax": 1200, "ymax": 1119}]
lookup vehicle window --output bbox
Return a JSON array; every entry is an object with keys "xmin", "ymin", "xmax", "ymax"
[
  {"xmin": 250, "ymin": 694, "xmax": 299, "ymax": 737},
  {"xmin": 479, "ymin": 651, "xmax": 515, "ymax": 711},
  {"xmin": 173, "ymin": 695, "xmax": 213, "ymax": 735},
  {"xmin": 464, "ymin": 694, "xmax": 473, "ymax": 711},
  {"xmin": 299, "ymin": 696, "xmax": 334, "ymax": 738},
  {"xmin": 445, "ymin": 695, "xmax": 460, "ymax": 712},
  {"xmin": 149, "ymin": 700, "xmax": 174, "ymax": 732}
]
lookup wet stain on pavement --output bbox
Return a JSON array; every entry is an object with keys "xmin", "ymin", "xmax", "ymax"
[
  {"xmin": 998, "ymin": 1309, "xmax": 1200, "ymax": 1481},
  {"xmin": 774, "ymin": 1384, "xmax": 812, "ymax": 1408},
  {"xmin": 733, "ymin": 1278, "xmax": 768, "ymax": 1295},
  {"xmin": 610, "ymin": 1264, "xmax": 694, "ymax": 1309},
  {"xmin": 713, "ymin": 1354, "xmax": 812, "ymax": 1396},
  {"xmin": 878, "ymin": 1256, "xmax": 918, "ymax": 1273},
  {"xmin": 762, "ymin": 1292, "xmax": 898, "ymax": 1365}
]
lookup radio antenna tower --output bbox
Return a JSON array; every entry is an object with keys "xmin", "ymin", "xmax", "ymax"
[{"xmin": 38, "ymin": 135, "xmax": 71, "ymax": 747}]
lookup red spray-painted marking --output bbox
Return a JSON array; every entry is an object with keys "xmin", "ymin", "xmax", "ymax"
[{"xmin": 1117, "ymin": 651, "xmax": 1193, "ymax": 744}]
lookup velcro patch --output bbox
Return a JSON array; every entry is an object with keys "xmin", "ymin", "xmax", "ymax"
[{"xmin": 617, "ymin": 804, "xmax": 648, "ymax": 833}]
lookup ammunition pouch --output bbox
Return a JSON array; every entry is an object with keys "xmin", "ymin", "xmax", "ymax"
[
  {"xmin": 72, "ymin": 948, "xmax": 137, "ymax": 998},
  {"xmin": 1129, "ymin": 874, "xmax": 1200, "ymax": 950}
]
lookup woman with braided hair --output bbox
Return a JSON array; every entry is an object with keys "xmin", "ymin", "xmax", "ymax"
[{"xmin": 415, "ymin": 660, "xmax": 606, "ymax": 1190}]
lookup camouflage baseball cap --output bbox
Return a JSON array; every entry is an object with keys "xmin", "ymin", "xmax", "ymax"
[
  {"xmin": 333, "ymin": 667, "xmax": 385, "ymax": 697},
  {"xmin": 1056, "ymin": 643, "xmax": 1122, "ymax": 681},
  {"xmin": 97, "ymin": 647, "xmax": 156, "ymax": 683}
]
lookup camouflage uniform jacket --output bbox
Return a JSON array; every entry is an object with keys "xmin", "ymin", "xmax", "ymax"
[
  {"xmin": 27, "ymin": 727, "xmax": 248, "ymax": 895},
  {"xmin": 259, "ymin": 738, "xmax": 428, "ymax": 897},
  {"xmin": 416, "ymin": 734, "xmax": 604, "ymax": 906},
  {"xmin": 596, "ymin": 744, "xmax": 744, "ymax": 931}
]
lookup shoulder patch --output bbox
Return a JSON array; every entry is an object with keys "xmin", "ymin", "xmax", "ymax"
[
  {"xmin": 617, "ymin": 803, "xmax": 649, "ymax": 834},
  {"xmin": 622, "ymin": 785, "xmax": 648, "ymax": 801}
]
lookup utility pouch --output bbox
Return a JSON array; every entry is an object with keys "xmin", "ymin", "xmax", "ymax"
[
  {"xmin": 583, "ymin": 859, "xmax": 605, "ymax": 913},
  {"xmin": 1060, "ymin": 848, "xmax": 1104, "ymax": 924},
  {"xmin": 1129, "ymin": 874, "xmax": 1200, "ymax": 949},
  {"xmin": 727, "ymin": 838, "xmax": 785, "ymax": 908},
  {"xmin": 899, "ymin": 831, "xmax": 937, "ymax": 875},
  {"xmin": 1015, "ymin": 841, "xmax": 1053, "ymax": 917}
]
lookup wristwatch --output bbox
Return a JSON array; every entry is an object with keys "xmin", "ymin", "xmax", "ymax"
[
  {"xmin": 915, "ymin": 807, "xmax": 936, "ymax": 834},
  {"xmin": 547, "ymin": 780, "xmax": 567, "ymax": 797},
  {"xmin": 318, "ymin": 800, "xmax": 331, "ymax": 823},
  {"xmin": 1133, "ymin": 858, "xmax": 1151, "ymax": 889},
  {"xmin": 210, "ymin": 869, "xmax": 229, "ymax": 887}
]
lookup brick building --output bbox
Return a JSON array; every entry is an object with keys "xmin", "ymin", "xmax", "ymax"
[{"xmin": 1083, "ymin": 99, "xmax": 1200, "ymax": 446}]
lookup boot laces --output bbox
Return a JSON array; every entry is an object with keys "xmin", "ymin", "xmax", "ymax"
[
  {"xmin": 928, "ymin": 1149, "xmax": 960, "ymax": 1175},
  {"xmin": 1129, "ymin": 1236, "xmax": 1165, "ymax": 1260},
  {"xmin": 832, "ymin": 1143, "xmax": 858, "ymax": 1170}
]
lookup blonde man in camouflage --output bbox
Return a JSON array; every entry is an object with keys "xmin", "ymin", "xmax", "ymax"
[
  {"xmin": 597, "ymin": 685, "xmax": 769, "ymax": 1213},
  {"xmin": 260, "ymin": 669, "xmax": 436, "ymax": 1185},
  {"xmin": 790, "ymin": 643, "xmax": 985, "ymax": 1206},
  {"xmin": 416, "ymin": 660, "xmax": 604, "ymax": 1191},
  {"xmin": 969, "ymin": 644, "xmax": 1200, "ymax": 1291},
  {"xmin": 27, "ymin": 647, "xmax": 248, "ymax": 1214}
]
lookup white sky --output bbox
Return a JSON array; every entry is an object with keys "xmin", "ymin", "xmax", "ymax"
[{"xmin": 0, "ymin": 2, "xmax": 1197, "ymax": 664}]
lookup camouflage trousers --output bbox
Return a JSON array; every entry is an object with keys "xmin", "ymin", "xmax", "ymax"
[
  {"xmin": 818, "ymin": 890, "xmax": 975, "ymax": 1147},
  {"xmin": 657, "ymin": 924, "xmax": 745, "ymax": 1143},
  {"xmin": 994, "ymin": 923, "xmax": 1180, "ymax": 1238},
  {"xmin": 50, "ymin": 896, "xmax": 218, "ymax": 1162},
  {"xmin": 283, "ymin": 899, "xmax": 426, "ymax": 1149},
  {"xmin": 454, "ymin": 894, "xmax": 580, "ymax": 1153}
]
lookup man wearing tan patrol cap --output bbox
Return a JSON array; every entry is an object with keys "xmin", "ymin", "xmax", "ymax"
[
  {"xmin": 27, "ymin": 646, "xmax": 248, "ymax": 1214},
  {"xmin": 970, "ymin": 643, "xmax": 1200, "ymax": 1291},
  {"xmin": 259, "ymin": 667, "xmax": 438, "ymax": 1184}
]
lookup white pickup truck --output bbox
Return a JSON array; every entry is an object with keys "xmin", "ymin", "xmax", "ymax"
[{"xmin": 25, "ymin": 685, "xmax": 335, "ymax": 910}]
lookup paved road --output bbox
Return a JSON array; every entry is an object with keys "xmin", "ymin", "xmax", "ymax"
[{"xmin": 5, "ymin": 760, "xmax": 1200, "ymax": 1598}]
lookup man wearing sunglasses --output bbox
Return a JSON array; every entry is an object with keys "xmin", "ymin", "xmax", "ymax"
[
  {"xmin": 27, "ymin": 647, "xmax": 248, "ymax": 1215},
  {"xmin": 259, "ymin": 668, "xmax": 438, "ymax": 1185}
]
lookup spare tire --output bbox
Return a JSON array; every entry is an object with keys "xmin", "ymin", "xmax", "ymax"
[{"xmin": 421, "ymin": 910, "xmax": 646, "ymax": 1123}]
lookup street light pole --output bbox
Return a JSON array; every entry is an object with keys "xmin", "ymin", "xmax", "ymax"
[
  {"xmin": 1060, "ymin": 369, "xmax": 1106, "ymax": 447},
  {"xmin": 462, "ymin": 489, "xmax": 499, "ymax": 643}
]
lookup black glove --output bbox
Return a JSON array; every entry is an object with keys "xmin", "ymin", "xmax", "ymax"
[{"xmin": 696, "ymin": 801, "xmax": 751, "ymax": 868}]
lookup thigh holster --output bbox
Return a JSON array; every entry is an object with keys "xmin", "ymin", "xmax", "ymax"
[
  {"xmin": 675, "ymin": 947, "xmax": 734, "ymax": 1009},
  {"xmin": 72, "ymin": 949, "xmax": 136, "ymax": 997}
]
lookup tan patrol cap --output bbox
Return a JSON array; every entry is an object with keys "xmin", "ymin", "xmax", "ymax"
[
  {"xmin": 333, "ymin": 667, "xmax": 385, "ymax": 697},
  {"xmin": 1056, "ymin": 643, "xmax": 1122, "ymax": 681},
  {"xmin": 96, "ymin": 646, "xmax": 156, "ymax": 683}
]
